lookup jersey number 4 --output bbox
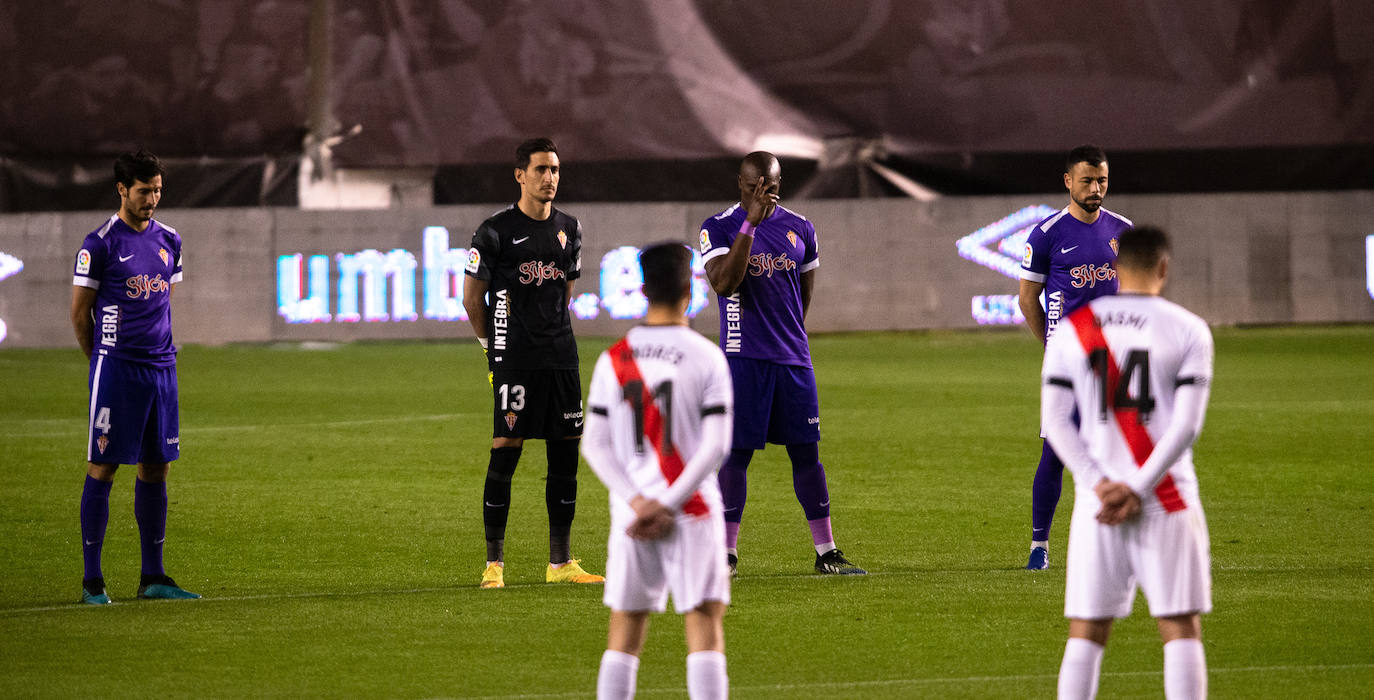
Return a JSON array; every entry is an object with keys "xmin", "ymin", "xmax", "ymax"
[
  {"xmin": 622, "ymin": 379, "xmax": 673, "ymax": 456},
  {"xmin": 1088, "ymin": 348, "xmax": 1156, "ymax": 422}
]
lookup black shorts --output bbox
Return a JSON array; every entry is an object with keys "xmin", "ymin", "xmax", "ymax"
[{"xmin": 491, "ymin": 368, "xmax": 583, "ymax": 440}]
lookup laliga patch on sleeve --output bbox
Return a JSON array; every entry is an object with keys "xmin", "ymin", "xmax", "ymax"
[
  {"xmin": 76, "ymin": 249, "xmax": 91, "ymax": 275},
  {"xmin": 699, "ymin": 229, "xmax": 711, "ymax": 253},
  {"xmin": 1022, "ymin": 242, "xmax": 1034, "ymax": 268},
  {"xmin": 465, "ymin": 248, "xmax": 481, "ymax": 274}
]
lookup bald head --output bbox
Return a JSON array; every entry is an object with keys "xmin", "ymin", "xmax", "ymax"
[{"xmin": 737, "ymin": 151, "xmax": 782, "ymax": 206}]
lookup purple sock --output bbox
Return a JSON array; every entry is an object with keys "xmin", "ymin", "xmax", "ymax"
[
  {"xmin": 80, "ymin": 475, "xmax": 113, "ymax": 581},
  {"xmin": 724, "ymin": 521, "xmax": 741, "ymax": 551},
  {"xmin": 807, "ymin": 518, "xmax": 833, "ymax": 549},
  {"xmin": 134, "ymin": 478, "xmax": 168, "ymax": 577},
  {"xmin": 718, "ymin": 449, "xmax": 753, "ymax": 525},
  {"xmin": 786, "ymin": 443, "xmax": 831, "ymax": 521},
  {"xmin": 1031, "ymin": 441, "xmax": 1065, "ymax": 541}
]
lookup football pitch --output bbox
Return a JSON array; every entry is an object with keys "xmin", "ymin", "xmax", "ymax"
[{"xmin": 1, "ymin": 325, "xmax": 1371, "ymax": 698}]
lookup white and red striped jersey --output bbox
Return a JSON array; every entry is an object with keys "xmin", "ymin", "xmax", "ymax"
[
  {"xmin": 583, "ymin": 325, "xmax": 734, "ymax": 522},
  {"xmin": 1041, "ymin": 293, "xmax": 1214, "ymax": 514}
]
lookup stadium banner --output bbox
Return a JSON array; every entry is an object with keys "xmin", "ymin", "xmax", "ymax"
[{"xmin": 1, "ymin": 192, "xmax": 1372, "ymax": 348}]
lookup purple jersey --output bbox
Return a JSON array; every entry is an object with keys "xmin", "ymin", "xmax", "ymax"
[
  {"xmin": 1019, "ymin": 207, "xmax": 1131, "ymax": 341},
  {"xmin": 700, "ymin": 204, "xmax": 818, "ymax": 367},
  {"xmin": 73, "ymin": 214, "xmax": 183, "ymax": 366}
]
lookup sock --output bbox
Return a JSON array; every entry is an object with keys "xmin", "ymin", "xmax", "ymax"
[
  {"xmin": 1031, "ymin": 440, "xmax": 1065, "ymax": 542},
  {"xmin": 718, "ymin": 449, "xmax": 752, "ymax": 534},
  {"xmin": 686, "ymin": 650, "xmax": 727, "ymax": 700},
  {"xmin": 810, "ymin": 526, "xmax": 835, "ymax": 556},
  {"xmin": 725, "ymin": 523, "xmax": 740, "ymax": 552},
  {"xmin": 483, "ymin": 446, "xmax": 522, "ymax": 562},
  {"xmin": 1163, "ymin": 638, "xmax": 1206, "ymax": 700},
  {"xmin": 546, "ymin": 439, "xmax": 579, "ymax": 564},
  {"xmin": 80, "ymin": 475, "xmax": 113, "ymax": 583},
  {"xmin": 133, "ymin": 477, "xmax": 168, "ymax": 577},
  {"xmin": 597, "ymin": 649, "xmax": 639, "ymax": 700},
  {"xmin": 1058, "ymin": 637, "xmax": 1104, "ymax": 700},
  {"xmin": 1032, "ymin": 540, "xmax": 1049, "ymax": 551},
  {"xmin": 786, "ymin": 443, "xmax": 831, "ymax": 519}
]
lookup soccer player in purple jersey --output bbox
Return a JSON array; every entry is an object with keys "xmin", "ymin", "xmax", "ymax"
[
  {"xmin": 700, "ymin": 151, "xmax": 865, "ymax": 576},
  {"xmin": 1018, "ymin": 145, "xmax": 1133, "ymax": 570},
  {"xmin": 69, "ymin": 151, "xmax": 200, "ymax": 604}
]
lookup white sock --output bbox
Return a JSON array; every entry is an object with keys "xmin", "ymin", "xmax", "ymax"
[
  {"xmin": 814, "ymin": 541, "xmax": 836, "ymax": 556},
  {"xmin": 686, "ymin": 650, "xmax": 727, "ymax": 700},
  {"xmin": 1058, "ymin": 637, "xmax": 1104, "ymax": 700},
  {"xmin": 1164, "ymin": 638, "xmax": 1206, "ymax": 700},
  {"xmin": 1032, "ymin": 540, "xmax": 1049, "ymax": 551},
  {"xmin": 598, "ymin": 649, "xmax": 639, "ymax": 700}
]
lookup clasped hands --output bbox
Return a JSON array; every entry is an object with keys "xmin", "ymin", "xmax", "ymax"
[
  {"xmin": 1094, "ymin": 478, "xmax": 1142, "ymax": 525},
  {"xmin": 627, "ymin": 495, "xmax": 675, "ymax": 541}
]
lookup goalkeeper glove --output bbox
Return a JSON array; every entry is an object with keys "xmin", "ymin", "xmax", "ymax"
[{"xmin": 479, "ymin": 338, "xmax": 492, "ymax": 386}]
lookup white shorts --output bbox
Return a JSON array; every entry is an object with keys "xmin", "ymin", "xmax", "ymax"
[
  {"xmin": 1064, "ymin": 497, "xmax": 1212, "ymax": 620},
  {"xmin": 603, "ymin": 512, "xmax": 731, "ymax": 614}
]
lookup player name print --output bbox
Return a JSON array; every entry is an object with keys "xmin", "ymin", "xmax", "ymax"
[{"xmin": 276, "ymin": 228, "xmax": 711, "ymax": 324}]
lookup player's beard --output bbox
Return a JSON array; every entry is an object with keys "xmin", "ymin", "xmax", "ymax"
[{"xmin": 1075, "ymin": 195, "xmax": 1102, "ymax": 213}]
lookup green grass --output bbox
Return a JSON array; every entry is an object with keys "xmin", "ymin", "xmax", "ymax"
[{"xmin": 1, "ymin": 325, "xmax": 1372, "ymax": 698}]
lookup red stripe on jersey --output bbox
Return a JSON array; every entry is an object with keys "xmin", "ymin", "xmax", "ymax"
[
  {"xmin": 608, "ymin": 338, "xmax": 708, "ymax": 516},
  {"xmin": 1067, "ymin": 307, "xmax": 1187, "ymax": 512}
]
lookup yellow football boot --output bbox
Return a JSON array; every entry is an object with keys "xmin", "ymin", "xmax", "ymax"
[{"xmin": 545, "ymin": 559, "xmax": 605, "ymax": 584}]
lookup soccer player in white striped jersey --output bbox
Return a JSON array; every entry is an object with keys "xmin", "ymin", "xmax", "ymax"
[
  {"xmin": 1041, "ymin": 226, "xmax": 1213, "ymax": 700},
  {"xmin": 582, "ymin": 242, "xmax": 733, "ymax": 700}
]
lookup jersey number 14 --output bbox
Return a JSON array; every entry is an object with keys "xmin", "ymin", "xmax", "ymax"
[{"xmin": 1088, "ymin": 348, "xmax": 1156, "ymax": 422}]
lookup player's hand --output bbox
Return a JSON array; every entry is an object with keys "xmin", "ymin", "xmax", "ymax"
[
  {"xmin": 627, "ymin": 495, "xmax": 675, "ymax": 541},
  {"xmin": 1094, "ymin": 480, "xmax": 1142, "ymax": 525},
  {"xmin": 743, "ymin": 175, "xmax": 778, "ymax": 226}
]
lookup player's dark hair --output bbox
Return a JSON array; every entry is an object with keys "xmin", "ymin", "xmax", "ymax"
[
  {"xmin": 1116, "ymin": 226, "xmax": 1171, "ymax": 270},
  {"xmin": 1065, "ymin": 144, "xmax": 1107, "ymax": 172},
  {"xmin": 114, "ymin": 150, "xmax": 164, "ymax": 187},
  {"xmin": 639, "ymin": 242, "xmax": 692, "ymax": 306},
  {"xmin": 516, "ymin": 137, "xmax": 558, "ymax": 169}
]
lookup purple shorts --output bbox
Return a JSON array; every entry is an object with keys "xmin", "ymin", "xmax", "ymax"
[
  {"xmin": 87, "ymin": 353, "xmax": 180, "ymax": 465},
  {"xmin": 727, "ymin": 357, "xmax": 820, "ymax": 450}
]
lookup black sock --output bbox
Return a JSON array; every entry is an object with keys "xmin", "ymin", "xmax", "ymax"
[
  {"xmin": 546, "ymin": 439, "xmax": 579, "ymax": 563},
  {"xmin": 483, "ymin": 446, "xmax": 522, "ymax": 562}
]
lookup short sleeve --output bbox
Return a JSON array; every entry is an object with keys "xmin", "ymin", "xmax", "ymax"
[
  {"xmin": 799, "ymin": 220, "xmax": 819, "ymax": 273},
  {"xmin": 566, "ymin": 218, "xmax": 583, "ymax": 281},
  {"xmin": 699, "ymin": 215, "xmax": 734, "ymax": 265},
  {"xmin": 73, "ymin": 234, "xmax": 105, "ymax": 289},
  {"xmin": 170, "ymin": 233, "xmax": 184, "ymax": 284},
  {"xmin": 466, "ymin": 222, "xmax": 500, "ymax": 280},
  {"xmin": 1019, "ymin": 220, "xmax": 1051, "ymax": 284}
]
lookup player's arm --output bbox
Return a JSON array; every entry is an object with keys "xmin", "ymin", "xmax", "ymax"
[
  {"xmin": 704, "ymin": 234, "xmax": 753, "ymax": 296},
  {"xmin": 800, "ymin": 269, "xmax": 815, "ymax": 320},
  {"xmin": 1019, "ymin": 279, "xmax": 1047, "ymax": 343},
  {"xmin": 657, "ymin": 410, "xmax": 731, "ymax": 510},
  {"xmin": 565, "ymin": 278, "xmax": 576, "ymax": 309},
  {"xmin": 71, "ymin": 286, "xmax": 97, "ymax": 360},
  {"xmin": 1041, "ymin": 380, "xmax": 1104, "ymax": 486},
  {"xmin": 462, "ymin": 276, "xmax": 489, "ymax": 341},
  {"xmin": 581, "ymin": 408, "xmax": 639, "ymax": 503}
]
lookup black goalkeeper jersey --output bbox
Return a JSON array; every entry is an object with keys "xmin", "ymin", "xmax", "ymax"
[{"xmin": 466, "ymin": 204, "xmax": 583, "ymax": 370}]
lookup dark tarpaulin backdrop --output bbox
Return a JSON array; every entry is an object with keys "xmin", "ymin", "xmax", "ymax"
[{"xmin": 2, "ymin": 0, "xmax": 1371, "ymax": 209}]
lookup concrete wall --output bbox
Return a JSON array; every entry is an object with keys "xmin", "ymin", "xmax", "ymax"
[{"xmin": 2, "ymin": 192, "xmax": 1371, "ymax": 349}]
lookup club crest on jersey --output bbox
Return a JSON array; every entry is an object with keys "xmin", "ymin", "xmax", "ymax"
[
  {"xmin": 1109, "ymin": 238, "xmax": 1119, "ymax": 255},
  {"xmin": 76, "ymin": 249, "xmax": 91, "ymax": 275},
  {"xmin": 504, "ymin": 411, "xmax": 518, "ymax": 430},
  {"xmin": 466, "ymin": 248, "xmax": 481, "ymax": 274},
  {"xmin": 699, "ymin": 229, "xmax": 711, "ymax": 253},
  {"xmin": 787, "ymin": 231, "xmax": 798, "ymax": 248},
  {"xmin": 158, "ymin": 248, "xmax": 169, "ymax": 266},
  {"xmin": 557, "ymin": 230, "xmax": 568, "ymax": 249},
  {"xmin": 96, "ymin": 435, "xmax": 109, "ymax": 454}
]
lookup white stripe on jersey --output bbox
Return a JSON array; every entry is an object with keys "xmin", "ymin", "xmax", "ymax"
[
  {"xmin": 712, "ymin": 204, "xmax": 741, "ymax": 221},
  {"xmin": 94, "ymin": 214, "xmax": 118, "ymax": 239},
  {"xmin": 1038, "ymin": 207, "xmax": 1072, "ymax": 232},
  {"xmin": 1099, "ymin": 208, "xmax": 1133, "ymax": 227}
]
